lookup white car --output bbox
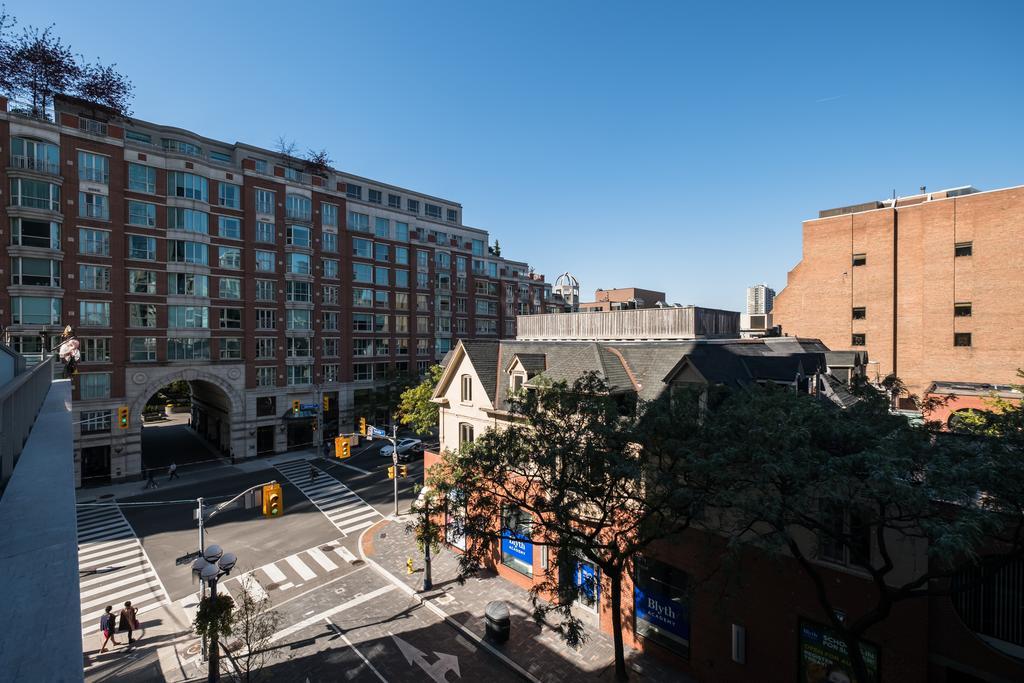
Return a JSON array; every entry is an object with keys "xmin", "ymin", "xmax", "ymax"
[{"xmin": 380, "ymin": 438, "xmax": 423, "ymax": 461}]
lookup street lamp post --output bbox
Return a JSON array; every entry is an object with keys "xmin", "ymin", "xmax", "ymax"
[
  {"xmin": 192, "ymin": 545, "xmax": 237, "ymax": 683},
  {"xmin": 389, "ymin": 424, "xmax": 399, "ymax": 517}
]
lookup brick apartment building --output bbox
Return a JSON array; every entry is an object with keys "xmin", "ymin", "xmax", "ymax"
[
  {"xmin": 774, "ymin": 184, "xmax": 1024, "ymax": 411},
  {"xmin": 0, "ymin": 96, "xmax": 565, "ymax": 486},
  {"xmin": 577, "ymin": 286, "xmax": 666, "ymax": 312}
]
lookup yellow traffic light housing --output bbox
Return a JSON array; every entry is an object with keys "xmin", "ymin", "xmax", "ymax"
[
  {"xmin": 262, "ymin": 483, "xmax": 282, "ymax": 517},
  {"xmin": 399, "ymin": 464, "xmax": 409, "ymax": 478},
  {"xmin": 359, "ymin": 417, "xmax": 367, "ymax": 436},
  {"xmin": 336, "ymin": 437, "xmax": 351, "ymax": 459},
  {"xmin": 323, "ymin": 395, "xmax": 331, "ymax": 411},
  {"xmin": 292, "ymin": 400, "xmax": 300, "ymax": 416},
  {"xmin": 117, "ymin": 405, "xmax": 130, "ymax": 429},
  {"xmin": 387, "ymin": 465, "xmax": 396, "ymax": 479}
]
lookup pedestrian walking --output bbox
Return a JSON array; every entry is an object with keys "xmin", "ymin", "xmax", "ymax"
[
  {"xmin": 168, "ymin": 462, "xmax": 179, "ymax": 481},
  {"xmin": 309, "ymin": 464, "xmax": 318, "ymax": 484},
  {"xmin": 143, "ymin": 470, "xmax": 158, "ymax": 489},
  {"xmin": 119, "ymin": 601, "xmax": 139, "ymax": 644},
  {"xmin": 322, "ymin": 439, "xmax": 331, "ymax": 458},
  {"xmin": 99, "ymin": 605, "xmax": 119, "ymax": 652}
]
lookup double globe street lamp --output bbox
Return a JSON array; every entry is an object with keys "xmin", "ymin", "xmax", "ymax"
[{"xmin": 192, "ymin": 544, "xmax": 237, "ymax": 683}]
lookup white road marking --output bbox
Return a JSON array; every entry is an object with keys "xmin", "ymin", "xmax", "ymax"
[
  {"xmin": 242, "ymin": 575, "xmax": 269, "ymax": 603},
  {"xmin": 328, "ymin": 618, "xmax": 389, "ymax": 682},
  {"xmin": 261, "ymin": 563, "xmax": 287, "ymax": 584},
  {"xmin": 286, "ymin": 555, "xmax": 317, "ymax": 581},
  {"xmin": 339, "ymin": 519, "xmax": 376, "ymax": 535},
  {"xmin": 279, "ymin": 582, "xmax": 295, "ymax": 590},
  {"xmin": 306, "ymin": 547, "xmax": 339, "ymax": 572},
  {"xmin": 268, "ymin": 584, "xmax": 396, "ymax": 643},
  {"xmin": 335, "ymin": 547, "xmax": 357, "ymax": 563}
]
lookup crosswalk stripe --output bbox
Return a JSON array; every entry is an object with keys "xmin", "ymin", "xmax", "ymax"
[
  {"xmin": 261, "ymin": 562, "xmax": 287, "ymax": 584},
  {"xmin": 78, "ymin": 525, "xmax": 132, "ymax": 541},
  {"xmin": 79, "ymin": 563, "xmax": 150, "ymax": 588},
  {"xmin": 322, "ymin": 501, "xmax": 363, "ymax": 516},
  {"xmin": 78, "ymin": 542, "xmax": 140, "ymax": 564},
  {"xmin": 81, "ymin": 594, "xmax": 162, "ymax": 627},
  {"xmin": 274, "ymin": 461, "xmax": 383, "ymax": 544},
  {"xmin": 306, "ymin": 547, "xmax": 339, "ymax": 572},
  {"xmin": 78, "ymin": 536, "xmax": 139, "ymax": 555},
  {"xmin": 339, "ymin": 519, "xmax": 375, "ymax": 535},
  {"xmin": 80, "ymin": 581, "xmax": 165, "ymax": 611},
  {"xmin": 334, "ymin": 546, "xmax": 357, "ymax": 563},
  {"xmin": 243, "ymin": 576, "xmax": 269, "ymax": 603},
  {"xmin": 330, "ymin": 509, "xmax": 378, "ymax": 524},
  {"xmin": 317, "ymin": 490, "xmax": 357, "ymax": 504},
  {"xmin": 79, "ymin": 571, "xmax": 158, "ymax": 599},
  {"xmin": 76, "ymin": 507, "xmax": 119, "ymax": 521},
  {"xmin": 77, "ymin": 516, "xmax": 128, "ymax": 531},
  {"xmin": 285, "ymin": 555, "xmax": 317, "ymax": 581}
]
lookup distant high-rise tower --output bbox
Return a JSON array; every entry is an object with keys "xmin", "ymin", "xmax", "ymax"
[
  {"xmin": 553, "ymin": 272, "xmax": 581, "ymax": 311},
  {"xmin": 746, "ymin": 284, "xmax": 775, "ymax": 314}
]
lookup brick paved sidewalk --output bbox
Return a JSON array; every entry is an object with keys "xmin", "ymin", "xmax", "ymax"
[{"xmin": 362, "ymin": 518, "xmax": 687, "ymax": 682}]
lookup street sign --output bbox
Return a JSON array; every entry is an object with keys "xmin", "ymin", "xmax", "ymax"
[
  {"xmin": 300, "ymin": 403, "xmax": 319, "ymax": 411},
  {"xmin": 175, "ymin": 550, "xmax": 202, "ymax": 566},
  {"xmin": 370, "ymin": 426, "xmax": 386, "ymax": 437}
]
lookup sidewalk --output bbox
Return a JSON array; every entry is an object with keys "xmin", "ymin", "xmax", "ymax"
[{"xmin": 361, "ymin": 518, "xmax": 687, "ymax": 683}]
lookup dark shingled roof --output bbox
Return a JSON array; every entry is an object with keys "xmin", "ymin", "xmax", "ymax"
[
  {"xmin": 460, "ymin": 340, "xmax": 501, "ymax": 406},
  {"xmin": 505, "ymin": 353, "xmax": 547, "ymax": 376}
]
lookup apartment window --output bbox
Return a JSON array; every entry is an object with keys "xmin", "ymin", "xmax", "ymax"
[
  {"xmin": 256, "ymin": 366, "xmax": 276, "ymax": 387},
  {"xmin": 353, "ymin": 339, "xmax": 372, "ymax": 357},
  {"xmin": 406, "ymin": 199, "xmax": 420, "ymax": 214},
  {"xmin": 471, "ymin": 239, "xmax": 485, "ymax": 257},
  {"xmin": 425, "ymin": 203, "xmax": 442, "ymax": 219},
  {"xmin": 374, "ymin": 266, "xmax": 389, "ymax": 286},
  {"xmin": 129, "ymin": 337, "xmax": 157, "ymax": 361},
  {"xmin": 395, "ymin": 316, "xmax": 409, "ymax": 334},
  {"xmin": 459, "ymin": 422, "xmax": 474, "ymax": 446},
  {"xmin": 218, "ymin": 182, "xmax": 241, "ymax": 209},
  {"xmin": 128, "ymin": 163, "xmax": 157, "ymax": 193},
  {"xmin": 416, "ymin": 339, "xmax": 430, "ymax": 356},
  {"xmin": 125, "ymin": 130, "xmax": 151, "ymax": 144},
  {"xmin": 954, "ymin": 302, "xmax": 972, "ymax": 317},
  {"xmin": 287, "ymin": 224, "xmax": 311, "ymax": 247},
  {"xmin": 127, "ymin": 200, "xmax": 157, "ymax": 227},
  {"xmin": 323, "ymin": 364, "xmax": 339, "ymax": 382},
  {"xmin": 352, "ymin": 313, "xmax": 372, "ymax": 332},
  {"xmin": 396, "ymin": 339, "xmax": 409, "ymax": 356},
  {"xmin": 168, "ymin": 240, "xmax": 208, "ymax": 265},
  {"xmin": 10, "ymin": 137, "xmax": 59, "ymax": 175},
  {"xmin": 851, "ymin": 333, "xmax": 866, "ymax": 346},
  {"xmin": 81, "ymin": 410, "xmax": 111, "ymax": 434},
  {"xmin": 417, "ymin": 316, "xmax": 430, "ymax": 334},
  {"xmin": 395, "ymin": 246, "xmax": 409, "ymax": 265},
  {"xmin": 11, "ymin": 296, "xmax": 60, "ymax": 325},
  {"xmin": 79, "ymin": 373, "xmax": 111, "ymax": 400},
  {"xmin": 285, "ymin": 194, "xmax": 312, "ymax": 221},
  {"xmin": 219, "ymin": 277, "xmax": 241, "ymax": 300},
  {"xmin": 353, "ymin": 238, "xmax": 372, "ymax": 259},
  {"xmin": 368, "ymin": 189, "xmax": 382, "ymax": 204},
  {"xmin": 256, "ymin": 338, "xmax": 276, "ymax": 359},
  {"xmin": 125, "ymin": 235, "xmax": 155, "ymax": 261},
  {"xmin": 323, "ymin": 311, "xmax": 339, "ymax": 330},
  {"xmin": 11, "ymin": 257, "xmax": 59, "ymax": 287},
  {"xmin": 417, "ymin": 272, "xmax": 429, "ymax": 289},
  {"xmin": 255, "ymin": 279, "xmax": 275, "ymax": 302},
  {"xmin": 168, "ymin": 273, "xmax": 209, "ymax": 297},
  {"xmin": 355, "ymin": 260, "xmax": 374, "ymax": 281},
  {"xmin": 79, "ymin": 192, "xmax": 109, "ymax": 220},
  {"xmin": 283, "ymin": 167, "xmax": 301, "ymax": 182},
  {"xmin": 254, "ymin": 250, "xmax": 275, "ymax": 273},
  {"xmin": 457, "ymin": 318, "xmax": 467, "ymax": 334},
  {"xmin": 322, "ymin": 285, "xmax": 339, "ymax": 305},
  {"xmin": 79, "ymin": 264, "xmax": 110, "ymax": 292},
  {"xmin": 322, "ymin": 232, "xmax": 338, "ymax": 253},
  {"xmin": 162, "ymin": 138, "xmax": 202, "ymax": 156},
  {"xmin": 852, "ymin": 307, "xmax": 866, "ymax": 320},
  {"xmin": 287, "ymin": 337, "xmax": 311, "ymax": 357},
  {"xmin": 168, "ymin": 207, "xmax": 208, "ymax": 234},
  {"xmin": 287, "ymin": 309, "xmax": 311, "ymax": 330},
  {"xmin": 374, "ymin": 314, "xmax": 389, "ymax": 333},
  {"xmin": 395, "ymin": 292, "xmax": 409, "ymax": 309},
  {"xmin": 851, "ymin": 253, "xmax": 867, "ymax": 267},
  {"xmin": 286, "ymin": 281, "xmax": 311, "ymax": 302},
  {"xmin": 436, "ymin": 251, "xmax": 451, "ymax": 269},
  {"xmin": 81, "ymin": 337, "xmax": 110, "ymax": 363},
  {"xmin": 456, "ymin": 298, "xmax": 468, "ymax": 313},
  {"xmin": 322, "ymin": 202, "xmax": 339, "ymax": 227},
  {"xmin": 395, "ymin": 270, "xmax": 409, "ymax": 288},
  {"xmin": 353, "ymin": 364, "xmax": 372, "ymax": 381},
  {"xmin": 10, "ymin": 178, "xmax": 60, "ymax": 211},
  {"xmin": 371, "ymin": 339, "xmax": 387, "ymax": 357},
  {"xmin": 218, "ymin": 247, "xmax": 242, "ymax": 269},
  {"xmin": 954, "ymin": 333, "xmax": 972, "ymax": 347},
  {"xmin": 287, "ymin": 364, "xmax": 312, "ymax": 386},
  {"xmin": 129, "ymin": 304, "xmax": 157, "ymax": 328},
  {"xmin": 218, "ymin": 215, "xmax": 242, "ymax": 239},
  {"xmin": 417, "ymin": 294, "xmax": 430, "ymax": 312},
  {"xmin": 255, "ymin": 189, "xmax": 275, "ymax": 215},
  {"xmin": 348, "ymin": 211, "xmax": 370, "ymax": 233},
  {"xmin": 220, "ymin": 338, "xmax": 242, "ymax": 360},
  {"xmin": 167, "ymin": 171, "xmax": 208, "ymax": 201},
  {"xmin": 395, "ymin": 222, "xmax": 409, "ymax": 242},
  {"xmin": 167, "ymin": 338, "xmax": 210, "ymax": 361},
  {"xmin": 353, "ymin": 287, "xmax": 373, "ymax": 308},
  {"xmin": 286, "ymin": 252, "xmax": 311, "ymax": 275},
  {"xmin": 461, "ymin": 375, "xmax": 473, "ymax": 402},
  {"xmin": 128, "ymin": 270, "xmax": 157, "ymax": 294},
  {"xmin": 375, "ymin": 290, "xmax": 389, "ymax": 308},
  {"xmin": 209, "ymin": 150, "xmax": 232, "ymax": 164},
  {"xmin": 78, "ymin": 151, "xmax": 109, "ymax": 184},
  {"xmin": 375, "ymin": 217, "xmax": 390, "ymax": 239},
  {"xmin": 819, "ymin": 503, "xmax": 871, "ymax": 567},
  {"xmin": 256, "ymin": 221, "xmax": 275, "ymax": 243},
  {"xmin": 256, "ymin": 309, "xmax": 276, "ymax": 330},
  {"xmin": 371, "ymin": 243, "xmax": 389, "ymax": 263},
  {"xmin": 447, "ymin": 208, "xmax": 457, "ymax": 222},
  {"xmin": 417, "ymin": 250, "xmax": 429, "ymax": 270},
  {"xmin": 169, "ymin": 306, "xmax": 209, "ymax": 328},
  {"xmin": 955, "ymin": 241, "xmax": 973, "ymax": 257},
  {"xmin": 11, "ymin": 218, "xmax": 60, "ymax": 249},
  {"xmin": 323, "ymin": 338, "xmax": 340, "ymax": 357},
  {"xmin": 388, "ymin": 193, "xmax": 401, "ymax": 209},
  {"xmin": 346, "ymin": 183, "xmax": 362, "ymax": 200},
  {"xmin": 476, "ymin": 319, "xmax": 497, "ymax": 335}
]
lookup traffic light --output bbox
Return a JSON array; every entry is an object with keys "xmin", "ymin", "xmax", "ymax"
[
  {"xmin": 335, "ymin": 437, "xmax": 351, "ymax": 459},
  {"xmin": 387, "ymin": 465, "xmax": 396, "ymax": 479},
  {"xmin": 262, "ymin": 483, "xmax": 282, "ymax": 517},
  {"xmin": 322, "ymin": 395, "xmax": 331, "ymax": 411},
  {"xmin": 398, "ymin": 464, "xmax": 409, "ymax": 478},
  {"xmin": 359, "ymin": 417, "xmax": 367, "ymax": 436},
  {"xmin": 117, "ymin": 405, "xmax": 129, "ymax": 429},
  {"xmin": 292, "ymin": 400, "xmax": 300, "ymax": 416}
]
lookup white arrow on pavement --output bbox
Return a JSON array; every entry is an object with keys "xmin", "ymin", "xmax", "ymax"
[{"xmin": 390, "ymin": 633, "xmax": 461, "ymax": 682}]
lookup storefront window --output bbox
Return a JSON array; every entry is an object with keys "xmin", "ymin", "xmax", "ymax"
[
  {"xmin": 501, "ymin": 507, "xmax": 533, "ymax": 576},
  {"xmin": 634, "ymin": 555, "xmax": 691, "ymax": 658},
  {"xmin": 446, "ymin": 489, "xmax": 466, "ymax": 551},
  {"xmin": 798, "ymin": 620, "xmax": 879, "ymax": 683}
]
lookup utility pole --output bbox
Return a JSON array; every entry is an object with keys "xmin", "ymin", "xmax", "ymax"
[
  {"xmin": 197, "ymin": 497, "xmax": 206, "ymax": 660},
  {"xmin": 390, "ymin": 424, "xmax": 399, "ymax": 517}
]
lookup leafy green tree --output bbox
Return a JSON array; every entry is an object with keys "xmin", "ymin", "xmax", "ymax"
[
  {"xmin": 406, "ymin": 483, "xmax": 447, "ymax": 591},
  {"xmin": 233, "ymin": 574, "xmax": 281, "ymax": 682},
  {"xmin": 397, "ymin": 364, "xmax": 443, "ymax": 435},
  {"xmin": 957, "ymin": 369, "xmax": 1024, "ymax": 442},
  {"xmin": 428, "ymin": 373, "xmax": 706, "ymax": 681}
]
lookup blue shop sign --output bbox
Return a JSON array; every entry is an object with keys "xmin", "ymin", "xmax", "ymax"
[
  {"xmin": 501, "ymin": 528, "xmax": 532, "ymax": 565},
  {"xmin": 635, "ymin": 584, "xmax": 690, "ymax": 648},
  {"xmin": 575, "ymin": 562, "xmax": 598, "ymax": 601}
]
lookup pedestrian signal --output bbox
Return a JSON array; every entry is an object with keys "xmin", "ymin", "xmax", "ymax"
[
  {"xmin": 336, "ymin": 437, "xmax": 351, "ymax": 459},
  {"xmin": 359, "ymin": 417, "xmax": 367, "ymax": 436},
  {"xmin": 387, "ymin": 465, "xmax": 396, "ymax": 480},
  {"xmin": 398, "ymin": 464, "xmax": 409, "ymax": 478},
  {"xmin": 262, "ymin": 483, "xmax": 282, "ymax": 517},
  {"xmin": 118, "ymin": 405, "xmax": 130, "ymax": 429},
  {"xmin": 292, "ymin": 400, "xmax": 300, "ymax": 416}
]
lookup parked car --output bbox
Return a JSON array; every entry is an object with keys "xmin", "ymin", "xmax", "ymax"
[{"xmin": 380, "ymin": 438, "xmax": 423, "ymax": 462}]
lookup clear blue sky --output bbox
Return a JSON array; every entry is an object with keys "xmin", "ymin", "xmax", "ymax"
[{"xmin": 18, "ymin": 1, "xmax": 1024, "ymax": 310}]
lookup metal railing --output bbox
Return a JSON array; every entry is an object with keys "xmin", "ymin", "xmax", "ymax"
[
  {"xmin": 79, "ymin": 118, "xmax": 108, "ymax": 136},
  {"xmin": 0, "ymin": 356, "xmax": 55, "ymax": 494},
  {"xmin": 80, "ymin": 204, "xmax": 110, "ymax": 220},
  {"xmin": 9, "ymin": 155, "xmax": 60, "ymax": 176}
]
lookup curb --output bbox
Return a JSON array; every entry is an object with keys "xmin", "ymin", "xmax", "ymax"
[{"xmin": 357, "ymin": 519, "xmax": 542, "ymax": 683}]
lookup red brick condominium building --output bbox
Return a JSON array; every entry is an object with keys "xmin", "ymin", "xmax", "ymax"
[{"xmin": 0, "ymin": 96, "xmax": 566, "ymax": 486}]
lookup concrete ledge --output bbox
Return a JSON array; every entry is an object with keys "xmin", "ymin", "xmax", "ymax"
[{"xmin": 0, "ymin": 380, "xmax": 81, "ymax": 682}]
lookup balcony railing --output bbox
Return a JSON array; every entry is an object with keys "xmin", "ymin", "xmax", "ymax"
[
  {"xmin": 80, "ymin": 204, "xmax": 110, "ymax": 220},
  {"xmin": 79, "ymin": 118, "xmax": 108, "ymax": 136},
  {"xmin": 0, "ymin": 356, "xmax": 55, "ymax": 493},
  {"xmin": 10, "ymin": 155, "xmax": 60, "ymax": 176},
  {"xmin": 11, "ymin": 196, "xmax": 61, "ymax": 212},
  {"xmin": 286, "ymin": 209, "xmax": 312, "ymax": 222}
]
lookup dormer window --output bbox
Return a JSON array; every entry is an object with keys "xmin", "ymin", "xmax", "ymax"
[
  {"xmin": 512, "ymin": 374, "xmax": 525, "ymax": 392},
  {"xmin": 460, "ymin": 374, "xmax": 472, "ymax": 403}
]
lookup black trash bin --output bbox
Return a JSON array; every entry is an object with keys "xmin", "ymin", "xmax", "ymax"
[{"xmin": 485, "ymin": 600, "xmax": 511, "ymax": 643}]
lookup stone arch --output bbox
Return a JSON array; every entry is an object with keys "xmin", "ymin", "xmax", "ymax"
[{"xmin": 128, "ymin": 366, "xmax": 246, "ymax": 423}]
